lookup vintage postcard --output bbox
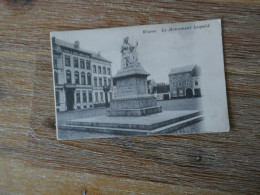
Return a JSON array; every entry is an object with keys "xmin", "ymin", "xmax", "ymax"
[{"xmin": 50, "ymin": 19, "xmax": 229, "ymax": 140}]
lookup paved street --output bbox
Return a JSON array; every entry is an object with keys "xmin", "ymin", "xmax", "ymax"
[
  {"xmin": 57, "ymin": 97, "xmax": 203, "ymax": 126},
  {"xmin": 158, "ymin": 97, "xmax": 202, "ymax": 111}
]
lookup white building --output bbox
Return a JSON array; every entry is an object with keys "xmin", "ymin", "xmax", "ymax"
[
  {"xmin": 91, "ymin": 53, "xmax": 113, "ymax": 107},
  {"xmin": 52, "ymin": 37, "xmax": 113, "ymax": 112}
]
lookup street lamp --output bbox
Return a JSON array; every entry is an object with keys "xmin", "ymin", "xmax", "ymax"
[{"xmin": 103, "ymin": 84, "xmax": 111, "ymax": 108}]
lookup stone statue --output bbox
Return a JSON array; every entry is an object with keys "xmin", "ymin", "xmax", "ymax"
[{"xmin": 120, "ymin": 37, "xmax": 140, "ymax": 69}]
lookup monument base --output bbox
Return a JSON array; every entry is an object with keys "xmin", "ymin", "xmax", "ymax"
[
  {"xmin": 107, "ymin": 106, "xmax": 162, "ymax": 117},
  {"xmin": 59, "ymin": 111, "xmax": 203, "ymax": 136},
  {"xmin": 108, "ymin": 95, "xmax": 162, "ymax": 116}
]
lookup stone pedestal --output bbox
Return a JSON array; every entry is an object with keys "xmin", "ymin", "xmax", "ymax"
[{"xmin": 108, "ymin": 66, "xmax": 162, "ymax": 117}]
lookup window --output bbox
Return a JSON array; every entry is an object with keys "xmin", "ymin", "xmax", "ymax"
[
  {"xmin": 80, "ymin": 59, "xmax": 85, "ymax": 69},
  {"xmin": 65, "ymin": 56, "xmax": 70, "ymax": 66},
  {"xmin": 89, "ymin": 91, "xmax": 92, "ymax": 102},
  {"xmin": 66, "ymin": 70, "xmax": 71, "ymax": 83},
  {"xmin": 108, "ymin": 79, "xmax": 111, "ymax": 86},
  {"xmin": 103, "ymin": 67, "xmax": 106, "ymax": 75},
  {"xmin": 186, "ymin": 81, "xmax": 190, "ymax": 86},
  {"xmin": 83, "ymin": 92, "xmax": 87, "ymax": 103},
  {"xmin": 178, "ymin": 82, "xmax": 182, "ymax": 87},
  {"xmin": 195, "ymin": 80, "xmax": 198, "ymax": 85},
  {"xmin": 87, "ymin": 73, "xmax": 92, "ymax": 85},
  {"xmin": 54, "ymin": 59, "xmax": 58, "ymax": 68},
  {"xmin": 107, "ymin": 68, "xmax": 111, "ymax": 75},
  {"xmin": 54, "ymin": 71, "xmax": 58, "ymax": 84},
  {"xmin": 98, "ymin": 66, "xmax": 101, "ymax": 74},
  {"xmin": 100, "ymin": 92, "xmax": 104, "ymax": 102},
  {"xmin": 172, "ymin": 82, "xmax": 175, "ymax": 87},
  {"xmin": 172, "ymin": 75, "xmax": 176, "ymax": 80},
  {"xmin": 104, "ymin": 77, "xmax": 107, "ymax": 86},
  {"xmin": 94, "ymin": 77, "xmax": 97, "ymax": 86},
  {"xmin": 86, "ymin": 61, "xmax": 91, "ymax": 70},
  {"xmin": 75, "ymin": 71, "xmax": 80, "ymax": 84},
  {"xmin": 93, "ymin": 65, "xmax": 96, "ymax": 73},
  {"xmin": 73, "ymin": 57, "xmax": 79, "ymax": 68},
  {"xmin": 56, "ymin": 91, "xmax": 60, "ymax": 105},
  {"xmin": 76, "ymin": 92, "xmax": 80, "ymax": 103},
  {"xmin": 185, "ymin": 73, "xmax": 189, "ymax": 79},
  {"xmin": 81, "ymin": 72, "xmax": 86, "ymax": 85},
  {"xmin": 99, "ymin": 77, "xmax": 102, "ymax": 86},
  {"xmin": 95, "ymin": 92, "xmax": 99, "ymax": 102}
]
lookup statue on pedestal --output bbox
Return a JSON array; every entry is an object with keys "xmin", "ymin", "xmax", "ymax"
[{"xmin": 120, "ymin": 37, "xmax": 140, "ymax": 69}]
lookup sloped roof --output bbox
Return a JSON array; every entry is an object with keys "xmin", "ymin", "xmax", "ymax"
[
  {"xmin": 91, "ymin": 53, "xmax": 111, "ymax": 63},
  {"xmin": 53, "ymin": 38, "xmax": 111, "ymax": 63},
  {"xmin": 169, "ymin": 64, "xmax": 197, "ymax": 75}
]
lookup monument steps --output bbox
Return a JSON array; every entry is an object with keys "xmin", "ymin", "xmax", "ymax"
[
  {"xmin": 59, "ymin": 112, "xmax": 203, "ymax": 136},
  {"xmin": 59, "ymin": 124, "xmax": 149, "ymax": 136},
  {"xmin": 149, "ymin": 115, "xmax": 203, "ymax": 135},
  {"xmin": 67, "ymin": 111, "xmax": 202, "ymax": 130}
]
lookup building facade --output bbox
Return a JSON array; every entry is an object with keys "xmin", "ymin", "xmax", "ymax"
[
  {"xmin": 169, "ymin": 64, "xmax": 202, "ymax": 98},
  {"xmin": 52, "ymin": 37, "xmax": 113, "ymax": 112},
  {"xmin": 147, "ymin": 81, "xmax": 171, "ymax": 100},
  {"xmin": 152, "ymin": 83, "xmax": 171, "ymax": 100},
  {"xmin": 91, "ymin": 53, "xmax": 113, "ymax": 107}
]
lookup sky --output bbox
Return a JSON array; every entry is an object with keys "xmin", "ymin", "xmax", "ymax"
[{"xmin": 51, "ymin": 20, "xmax": 219, "ymax": 83}]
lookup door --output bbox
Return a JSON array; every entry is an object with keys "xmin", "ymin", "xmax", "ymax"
[
  {"xmin": 186, "ymin": 88, "xmax": 193, "ymax": 98},
  {"xmin": 66, "ymin": 89, "xmax": 74, "ymax": 111}
]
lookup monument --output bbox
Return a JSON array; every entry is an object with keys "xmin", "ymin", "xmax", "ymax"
[{"xmin": 108, "ymin": 37, "xmax": 162, "ymax": 117}]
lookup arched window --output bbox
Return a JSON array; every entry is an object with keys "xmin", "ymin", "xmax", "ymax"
[
  {"xmin": 81, "ymin": 72, "xmax": 86, "ymax": 85},
  {"xmin": 94, "ymin": 77, "xmax": 97, "ymax": 86},
  {"xmin": 75, "ymin": 71, "xmax": 80, "ymax": 84},
  {"xmin": 87, "ymin": 73, "xmax": 92, "ymax": 85},
  {"xmin": 66, "ymin": 70, "xmax": 71, "ymax": 83},
  {"xmin": 104, "ymin": 77, "xmax": 107, "ymax": 86}
]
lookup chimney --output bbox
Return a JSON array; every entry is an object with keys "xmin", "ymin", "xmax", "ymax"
[{"xmin": 74, "ymin": 41, "xmax": 80, "ymax": 49}]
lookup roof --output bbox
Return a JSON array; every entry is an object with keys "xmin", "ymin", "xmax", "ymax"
[
  {"xmin": 169, "ymin": 64, "xmax": 197, "ymax": 75},
  {"xmin": 53, "ymin": 38, "xmax": 111, "ymax": 63}
]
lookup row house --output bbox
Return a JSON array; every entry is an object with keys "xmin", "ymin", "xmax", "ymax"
[
  {"xmin": 52, "ymin": 37, "xmax": 113, "ymax": 112},
  {"xmin": 168, "ymin": 64, "xmax": 202, "ymax": 98}
]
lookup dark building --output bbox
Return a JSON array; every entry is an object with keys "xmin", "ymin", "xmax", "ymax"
[
  {"xmin": 152, "ymin": 83, "xmax": 171, "ymax": 100},
  {"xmin": 169, "ymin": 64, "xmax": 201, "ymax": 98}
]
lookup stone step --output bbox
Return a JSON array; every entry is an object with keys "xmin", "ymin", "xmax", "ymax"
[
  {"xmin": 67, "ymin": 111, "xmax": 202, "ymax": 130},
  {"xmin": 59, "ymin": 115, "xmax": 203, "ymax": 136},
  {"xmin": 149, "ymin": 115, "xmax": 203, "ymax": 135},
  {"xmin": 59, "ymin": 124, "xmax": 149, "ymax": 136}
]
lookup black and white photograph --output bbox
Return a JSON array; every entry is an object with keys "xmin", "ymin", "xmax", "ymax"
[{"xmin": 50, "ymin": 19, "xmax": 229, "ymax": 140}]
